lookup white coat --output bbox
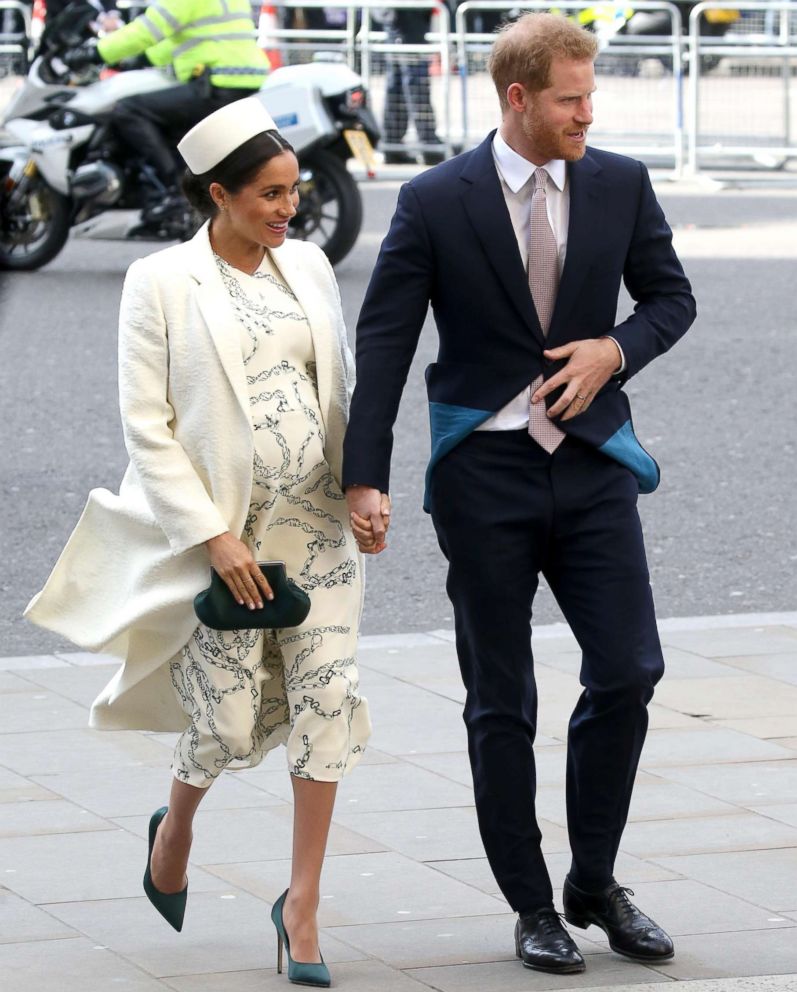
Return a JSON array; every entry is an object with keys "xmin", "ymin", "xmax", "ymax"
[{"xmin": 24, "ymin": 224, "xmax": 356, "ymax": 732}]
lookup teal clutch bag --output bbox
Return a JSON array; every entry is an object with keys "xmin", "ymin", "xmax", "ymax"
[{"xmin": 194, "ymin": 562, "xmax": 311, "ymax": 631}]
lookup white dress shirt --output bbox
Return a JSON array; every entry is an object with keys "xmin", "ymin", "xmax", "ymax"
[{"xmin": 476, "ymin": 130, "xmax": 623, "ymax": 432}]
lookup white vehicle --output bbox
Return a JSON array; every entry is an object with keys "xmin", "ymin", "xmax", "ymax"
[{"xmin": 0, "ymin": 2, "xmax": 379, "ymax": 269}]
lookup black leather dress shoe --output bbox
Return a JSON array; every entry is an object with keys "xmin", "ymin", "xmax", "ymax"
[
  {"xmin": 563, "ymin": 877, "xmax": 675, "ymax": 962},
  {"xmin": 514, "ymin": 908, "xmax": 586, "ymax": 973}
]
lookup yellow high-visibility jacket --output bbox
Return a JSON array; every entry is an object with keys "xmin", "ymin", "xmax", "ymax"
[{"xmin": 97, "ymin": 0, "xmax": 269, "ymax": 89}]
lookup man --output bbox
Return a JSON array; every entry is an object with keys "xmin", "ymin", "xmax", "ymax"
[
  {"xmin": 380, "ymin": 5, "xmax": 444, "ymax": 165},
  {"xmin": 343, "ymin": 13, "xmax": 695, "ymax": 976},
  {"xmin": 66, "ymin": 0, "xmax": 269, "ymax": 223}
]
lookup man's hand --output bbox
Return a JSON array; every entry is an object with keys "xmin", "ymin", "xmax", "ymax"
[
  {"xmin": 531, "ymin": 338, "xmax": 621, "ymax": 422},
  {"xmin": 205, "ymin": 532, "xmax": 274, "ymax": 609},
  {"xmin": 347, "ymin": 486, "xmax": 390, "ymax": 554}
]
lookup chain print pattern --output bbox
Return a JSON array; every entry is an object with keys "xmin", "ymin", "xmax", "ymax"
[{"xmin": 169, "ymin": 250, "xmax": 369, "ymax": 787}]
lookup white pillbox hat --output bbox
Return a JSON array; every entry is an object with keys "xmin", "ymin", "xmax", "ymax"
[{"xmin": 177, "ymin": 96, "xmax": 279, "ymax": 174}]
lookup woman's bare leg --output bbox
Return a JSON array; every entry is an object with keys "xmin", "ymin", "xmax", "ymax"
[
  {"xmin": 281, "ymin": 776, "xmax": 338, "ymax": 964},
  {"xmin": 149, "ymin": 778, "xmax": 207, "ymax": 893}
]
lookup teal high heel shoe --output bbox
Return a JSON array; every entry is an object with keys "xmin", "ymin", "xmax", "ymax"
[
  {"xmin": 142, "ymin": 806, "xmax": 188, "ymax": 932},
  {"xmin": 271, "ymin": 889, "xmax": 331, "ymax": 988}
]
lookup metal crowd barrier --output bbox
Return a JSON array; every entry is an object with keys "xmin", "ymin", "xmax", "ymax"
[
  {"xmin": 454, "ymin": 0, "xmax": 684, "ymax": 176},
  {"xmin": 0, "ymin": 0, "xmax": 32, "ymax": 76},
  {"xmin": 687, "ymin": 1, "xmax": 797, "ymax": 174},
  {"xmin": 259, "ymin": 0, "xmax": 453, "ymax": 161}
]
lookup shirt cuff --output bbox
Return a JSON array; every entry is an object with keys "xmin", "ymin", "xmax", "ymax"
[{"xmin": 603, "ymin": 335, "xmax": 626, "ymax": 375}]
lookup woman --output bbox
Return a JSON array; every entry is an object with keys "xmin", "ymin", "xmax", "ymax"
[{"xmin": 25, "ymin": 97, "xmax": 385, "ymax": 988}]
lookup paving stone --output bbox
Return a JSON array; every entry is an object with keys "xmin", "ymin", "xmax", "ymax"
[
  {"xmin": 2, "ymin": 617, "xmax": 797, "ymax": 987},
  {"xmin": 654, "ymin": 760, "xmax": 797, "ymax": 805},
  {"xmin": 0, "ymin": 827, "xmax": 228, "ymax": 904},
  {"xmin": 357, "ymin": 641, "xmax": 460, "ymax": 675},
  {"xmin": 621, "ymin": 812, "xmax": 797, "ymax": 857},
  {"xmin": 0, "ymin": 672, "xmax": 38, "ymax": 693},
  {"xmin": 645, "ymin": 705, "xmax": 707, "ymax": 730},
  {"xmin": 660, "ymin": 648, "xmax": 749, "ymax": 679},
  {"xmin": 206, "ymin": 851, "xmax": 507, "ymax": 925},
  {"xmin": 0, "ymin": 887, "xmax": 78, "ymax": 944},
  {"xmin": 164, "ymin": 959, "xmax": 433, "ymax": 991},
  {"xmin": 43, "ymin": 889, "xmax": 367, "ymax": 978},
  {"xmin": 19, "ymin": 664, "xmax": 118, "ymax": 707},
  {"xmin": 54, "ymin": 651, "xmax": 122, "ymax": 667},
  {"xmin": 627, "ymin": 779, "xmax": 740, "ymax": 822},
  {"xmin": 0, "ymin": 936, "xmax": 169, "ymax": 991},
  {"xmin": 0, "ymin": 689, "xmax": 89, "ymax": 733},
  {"xmin": 639, "ymin": 727, "xmax": 793, "ymax": 767},
  {"xmin": 0, "ymin": 728, "xmax": 171, "ymax": 775},
  {"xmin": 715, "ymin": 717, "xmax": 797, "ymax": 739},
  {"xmin": 0, "ymin": 799, "xmax": 114, "ymax": 838},
  {"xmin": 720, "ymin": 653, "xmax": 797, "ymax": 686},
  {"xmin": 425, "ymin": 849, "xmax": 681, "ymax": 901},
  {"xmin": 332, "ymin": 805, "xmax": 569, "ymax": 861},
  {"xmin": 0, "ymin": 765, "xmax": 57, "ymax": 803},
  {"xmin": 653, "ymin": 676, "xmax": 797, "ymax": 720},
  {"xmin": 660, "ymin": 626, "xmax": 797, "ymax": 658},
  {"xmin": 30, "ymin": 764, "xmax": 279, "ymax": 819},
  {"xmin": 115, "ymin": 805, "xmax": 386, "ymax": 865},
  {"xmin": 644, "ymin": 926, "xmax": 797, "ymax": 979},
  {"xmin": 365, "ymin": 681, "xmax": 468, "ymax": 755},
  {"xmin": 749, "ymin": 804, "xmax": 797, "ymax": 828},
  {"xmin": 404, "ymin": 952, "xmax": 664, "ymax": 991},
  {"xmin": 0, "ymin": 654, "xmax": 69, "ymax": 672},
  {"xmin": 653, "ymin": 848, "xmax": 797, "ymax": 913},
  {"xmin": 334, "ymin": 759, "xmax": 476, "ymax": 812},
  {"xmin": 325, "ymin": 912, "xmax": 607, "ymax": 969},
  {"xmin": 540, "ymin": 648, "xmax": 741, "ymax": 681}
]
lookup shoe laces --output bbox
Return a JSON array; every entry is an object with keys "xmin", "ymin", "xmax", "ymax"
[
  {"xmin": 609, "ymin": 885, "xmax": 638, "ymax": 921},
  {"xmin": 536, "ymin": 908, "xmax": 567, "ymax": 937}
]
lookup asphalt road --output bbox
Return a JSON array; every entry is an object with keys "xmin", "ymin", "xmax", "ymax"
[{"xmin": 2, "ymin": 179, "xmax": 796, "ymax": 656}]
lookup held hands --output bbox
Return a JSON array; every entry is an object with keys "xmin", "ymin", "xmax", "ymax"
[
  {"xmin": 205, "ymin": 532, "xmax": 274, "ymax": 609},
  {"xmin": 346, "ymin": 486, "xmax": 392, "ymax": 555},
  {"xmin": 531, "ymin": 337, "xmax": 622, "ymax": 422}
]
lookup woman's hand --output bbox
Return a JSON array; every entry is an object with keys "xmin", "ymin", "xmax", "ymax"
[{"xmin": 205, "ymin": 532, "xmax": 273, "ymax": 609}]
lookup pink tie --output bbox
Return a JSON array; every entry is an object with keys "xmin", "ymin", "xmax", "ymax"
[{"xmin": 527, "ymin": 167, "xmax": 565, "ymax": 454}]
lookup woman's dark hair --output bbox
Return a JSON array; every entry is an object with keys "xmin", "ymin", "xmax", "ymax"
[{"xmin": 182, "ymin": 129, "xmax": 295, "ymax": 218}]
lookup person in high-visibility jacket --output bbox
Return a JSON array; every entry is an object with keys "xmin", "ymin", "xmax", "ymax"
[{"xmin": 69, "ymin": 0, "xmax": 270, "ymax": 218}]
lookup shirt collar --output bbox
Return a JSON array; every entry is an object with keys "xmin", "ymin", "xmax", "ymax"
[{"xmin": 492, "ymin": 130, "xmax": 566, "ymax": 194}]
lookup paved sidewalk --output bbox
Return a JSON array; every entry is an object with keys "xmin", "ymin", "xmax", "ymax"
[{"xmin": 1, "ymin": 612, "xmax": 796, "ymax": 991}]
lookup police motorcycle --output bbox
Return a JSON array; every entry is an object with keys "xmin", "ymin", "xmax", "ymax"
[{"xmin": 0, "ymin": 2, "xmax": 380, "ymax": 270}]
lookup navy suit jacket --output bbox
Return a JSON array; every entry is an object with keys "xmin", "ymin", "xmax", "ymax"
[{"xmin": 343, "ymin": 133, "xmax": 697, "ymax": 510}]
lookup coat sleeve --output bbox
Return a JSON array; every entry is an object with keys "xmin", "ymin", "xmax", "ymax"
[
  {"xmin": 97, "ymin": 0, "xmax": 188, "ymax": 64},
  {"xmin": 609, "ymin": 161, "xmax": 697, "ymax": 380},
  {"xmin": 118, "ymin": 259, "xmax": 229, "ymax": 556},
  {"xmin": 342, "ymin": 182, "xmax": 433, "ymax": 492}
]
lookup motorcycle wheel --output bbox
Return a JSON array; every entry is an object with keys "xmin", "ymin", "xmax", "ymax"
[
  {"xmin": 0, "ymin": 174, "xmax": 72, "ymax": 271},
  {"xmin": 291, "ymin": 150, "xmax": 362, "ymax": 267}
]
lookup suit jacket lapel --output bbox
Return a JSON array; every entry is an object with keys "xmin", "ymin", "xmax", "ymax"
[
  {"xmin": 547, "ymin": 153, "xmax": 604, "ymax": 343},
  {"xmin": 460, "ymin": 134, "xmax": 547, "ymax": 349}
]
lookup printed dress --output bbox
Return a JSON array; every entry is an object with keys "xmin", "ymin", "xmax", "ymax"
[{"xmin": 169, "ymin": 248, "xmax": 370, "ymax": 786}]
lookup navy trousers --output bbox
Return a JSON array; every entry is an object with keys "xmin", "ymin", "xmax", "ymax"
[{"xmin": 429, "ymin": 429, "xmax": 664, "ymax": 913}]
